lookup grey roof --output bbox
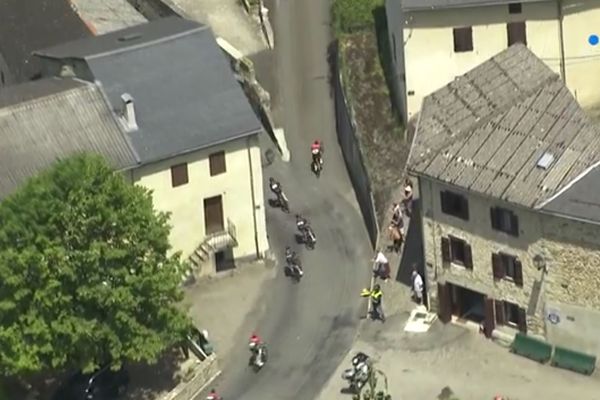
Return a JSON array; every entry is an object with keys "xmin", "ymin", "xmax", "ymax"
[
  {"xmin": 0, "ymin": 0, "xmax": 92, "ymax": 83},
  {"xmin": 0, "ymin": 78, "xmax": 138, "ymax": 198},
  {"xmin": 542, "ymin": 165, "xmax": 600, "ymax": 224},
  {"xmin": 400, "ymin": 0, "xmax": 551, "ymax": 11},
  {"xmin": 35, "ymin": 17, "xmax": 263, "ymax": 164},
  {"xmin": 409, "ymin": 44, "xmax": 600, "ymax": 220}
]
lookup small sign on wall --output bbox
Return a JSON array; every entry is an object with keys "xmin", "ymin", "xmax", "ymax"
[{"xmin": 546, "ymin": 307, "xmax": 561, "ymax": 325}]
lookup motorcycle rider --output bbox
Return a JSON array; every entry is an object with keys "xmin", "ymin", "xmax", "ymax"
[
  {"xmin": 206, "ymin": 388, "xmax": 221, "ymax": 400},
  {"xmin": 296, "ymin": 214, "xmax": 309, "ymax": 232},
  {"xmin": 311, "ymin": 140, "xmax": 323, "ymax": 166},
  {"xmin": 249, "ymin": 333, "xmax": 266, "ymax": 367},
  {"xmin": 285, "ymin": 246, "xmax": 303, "ymax": 278}
]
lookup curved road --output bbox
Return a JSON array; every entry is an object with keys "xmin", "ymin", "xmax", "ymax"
[{"xmin": 198, "ymin": 1, "xmax": 373, "ymax": 399}]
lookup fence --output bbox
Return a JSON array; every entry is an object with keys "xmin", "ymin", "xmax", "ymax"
[{"xmin": 330, "ymin": 41, "xmax": 379, "ymax": 248}]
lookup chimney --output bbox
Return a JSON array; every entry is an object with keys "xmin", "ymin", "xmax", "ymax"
[
  {"xmin": 120, "ymin": 93, "xmax": 138, "ymax": 131},
  {"xmin": 59, "ymin": 64, "xmax": 75, "ymax": 78}
]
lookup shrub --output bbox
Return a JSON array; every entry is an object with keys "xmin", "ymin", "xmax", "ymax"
[{"xmin": 332, "ymin": 0, "xmax": 384, "ymax": 34}]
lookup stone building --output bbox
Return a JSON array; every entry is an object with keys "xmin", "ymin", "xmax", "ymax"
[{"xmin": 408, "ymin": 44, "xmax": 600, "ymax": 356}]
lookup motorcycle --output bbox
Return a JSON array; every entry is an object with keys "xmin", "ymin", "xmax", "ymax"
[
  {"xmin": 249, "ymin": 343, "xmax": 268, "ymax": 372},
  {"xmin": 301, "ymin": 226, "xmax": 316, "ymax": 250},
  {"xmin": 284, "ymin": 248, "xmax": 304, "ymax": 282},
  {"xmin": 276, "ymin": 191, "xmax": 290, "ymax": 213},
  {"xmin": 268, "ymin": 178, "xmax": 290, "ymax": 213},
  {"xmin": 311, "ymin": 153, "xmax": 323, "ymax": 178},
  {"xmin": 341, "ymin": 352, "xmax": 371, "ymax": 393}
]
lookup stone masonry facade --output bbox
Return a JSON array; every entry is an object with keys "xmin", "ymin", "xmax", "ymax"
[{"xmin": 419, "ymin": 175, "xmax": 600, "ymax": 338}]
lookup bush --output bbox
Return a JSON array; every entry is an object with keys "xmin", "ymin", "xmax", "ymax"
[{"xmin": 332, "ymin": 0, "xmax": 384, "ymax": 34}]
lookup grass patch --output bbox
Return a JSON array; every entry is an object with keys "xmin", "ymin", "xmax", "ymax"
[{"xmin": 332, "ymin": 0, "xmax": 384, "ymax": 35}]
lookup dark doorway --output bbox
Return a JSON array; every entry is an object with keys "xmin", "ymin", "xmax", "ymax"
[
  {"xmin": 203, "ymin": 195, "xmax": 224, "ymax": 234},
  {"xmin": 449, "ymin": 284, "xmax": 486, "ymax": 323},
  {"xmin": 215, "ymin": 248, "xmax": 235, "ymax": 272}
]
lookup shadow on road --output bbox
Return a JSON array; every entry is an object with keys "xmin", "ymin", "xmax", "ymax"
[{"xmin": 397, "ymin": 199, "xmax": 424, "ymax": 287}]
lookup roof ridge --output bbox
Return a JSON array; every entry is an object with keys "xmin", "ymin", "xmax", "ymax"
[
  {"xmin": 413, "ymin": 73, "xmax": 559, "ymax": 171},
  {"xmin": 86, "ymin": 24, "xmax": 207, "ymax": 61}
]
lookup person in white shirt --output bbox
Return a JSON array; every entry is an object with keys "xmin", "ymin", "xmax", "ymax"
[
  {"xmin": 411, "ymin": 267, "xmax": 423, "ymax": 305},
  {"xmin": 372, "ymin": 250, "xmax": 390, "ymax": 280}
]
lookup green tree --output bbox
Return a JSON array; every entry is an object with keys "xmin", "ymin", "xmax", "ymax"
[
  {"xmin": 0, "ymin": 154, "xmax": 192, "ymax": 376},
  {"xmin": 332, "ymin": 0, "xmax": 383, "ymax": 34}
]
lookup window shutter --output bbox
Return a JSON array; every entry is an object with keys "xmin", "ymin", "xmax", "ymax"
[
  {"xmin": 440, "ymin": 191, "xmax": 449, "ymax": 214},
  {"xmin": 510, "ymin": 213, "xmax": 520, "ymax": 236},
  {"xmin": 491, "ymin": 253, "xmax": 504, "ymax": 280},
  {"xmin": 490, "ymin": 208, "xmax": 498, "ymax": 230},
  {"xmin": 437, "ymin": 283, "xmax": 452, "ymax": 323},
  {"xmin": 517, "ymin": 307, "xmax": 527, "ymax": 333},
  {"xmin": 483, "ymin": 297, "xmax": 495, "ymax": 338},
  {"xmin": 441, "ymin": 237, "xmax": 451, "ymax": 263},
  {"xmin": 461, "ymin": 197, "xmax": 470, "ymax": 220},
  {"xmin": 495, "ymin": 300, "xmax": 505, "ymax": 325},
  {"xmin": 464, "ymin": 244, "xmax": 473, "ymax": 269},
  {"xmin": 514, "ymin": 259, "xmax": 523, "ymax": 286}
]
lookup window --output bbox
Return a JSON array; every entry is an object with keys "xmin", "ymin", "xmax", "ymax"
[
  {"xmin": 507, "ymin": 22, "xmax": 527, "ymax": 46},
  {"xmin": 495, "ymin": 300, "xmax": 527, "ymax": 333},
  {"xmin": 440, "ymin": 190, "xmax": 469, "ymax": 220},
  {"xmin": 209, "ymin": 151, "xmax": 226, "ymax": 176},
  {"xmin": 441, "ymin": 236, "xmax": 473, "ymax": 268},
  {"xmin": 508, "ymin": 2, "xmax": 522, "ymax": 14},
  {"xmin": 491, "ymin": 252, "xmax": 523, "ymax": 286},
  {"xmin": 453, "ymin": 27, "xmax": 473, "ymax": 53},
  {"xmin": 490, "ymin": 207, "xmax": 519, "ymax": 236},
  {"xmin": 171, "ymin": 163, "xmax": 189, "ymax": 187}
]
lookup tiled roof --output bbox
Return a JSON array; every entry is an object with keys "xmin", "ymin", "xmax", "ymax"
[
  {"xmin": 0, "ymin": 78, "xmax": 138, "ymax": 198},
  {"xmin": 409, "ymin": 44, "xmax": 600, "ymax": 218},
  {"xmin": 35, "ymin": 17, "xmax": 263, "ymax": 164},
  {"xmin": 399, "ymin": 0, "xmax": 551, "ymax": 11}
]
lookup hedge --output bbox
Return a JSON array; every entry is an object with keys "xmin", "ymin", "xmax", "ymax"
[{"xmin": 332, "ymin": 0, "xmax": 384, "ymax": 34}]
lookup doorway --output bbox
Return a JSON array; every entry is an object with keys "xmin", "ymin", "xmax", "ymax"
[
  {"xmin": 215, "ymin": 248, "xmax": 235, "ymax": 272},
  {"xmin": 450, "ymin": 284, "xmax": 485, "ymax": 323},
  {"xmin": 204, "ymin": 195, "xmax": 224, "ymax": 234}
]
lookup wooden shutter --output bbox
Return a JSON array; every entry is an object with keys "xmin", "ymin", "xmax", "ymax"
[
  {"xmin": 510, "ymin": 213, "xmax": 520, "ymax": 236},
  {"xmin": 492, "ymin": 253, "xmax": 504, "ymax": 280},
  {"xmin": 453, "ymin": 27, "xmax": 473, "ymax": 52},
  {"xmin": 483, "ymin": 297, "xmax": 495, "ymax": 338},
  {"xmin": 461, "ymin": 197, "xmax": 470, "ymax": 220},
  {"xmin": 441, "ymin": 237, "xmax": 451, "ymax": 263},
  {"xmin": 514, "ymin": 259, "xmax": 523, "ymax": 286},
  {"xmin": 209, "ymin": 151, "xmax": 226, "ymax": 176},
  {"xmin": 440, "ymin": 191, "xmax": 449, "ymax": 214},
  {"xmin": 464, "ymin": 243, "xmax": 473, "ymax": 269},
  {"xmin": 171, "ymin": 163, "xmax": 189, "ymax": 187},
  {"xmin": 437, "ymin": 283, "xmax": 452, "ymax": 323},
  {"xmin": 495, "ymin": 300, "xmax": 505, "ymax": 325},
  {"xmin": 517, "ymin": 307, "xmax": 527, "ymax": 333},
  {"xmin": 490, "ymin": 208, "xmax": 498, "ymax": 230}
]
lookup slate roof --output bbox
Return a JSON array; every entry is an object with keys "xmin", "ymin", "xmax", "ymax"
[
  {"xmin": 0, "ymin": 0, "xmax": 91, "ymax": 83},
  {"xmin": 0, "ymin": 78, "xmax": 138, "ymax": 198},
  {"xmin": 34, "ymin": 17, "xmax": 263, "ymax": 164},
  {"xmin": 400, "ymin": 0, "xmax": 551, "ymax": 11},
  {"xmin": 408, "ymin": 44, "xmax": 600, "ymax": 223}
]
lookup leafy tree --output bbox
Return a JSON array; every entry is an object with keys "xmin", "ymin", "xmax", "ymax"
[{"xmin": 0, "ymin": 154, "xmax": 192, "ymax": 376}]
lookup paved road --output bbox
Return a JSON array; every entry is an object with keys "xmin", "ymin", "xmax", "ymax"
[{"xmin": 196, "ymin": 0, "xmax": 373, "ymax": 399}]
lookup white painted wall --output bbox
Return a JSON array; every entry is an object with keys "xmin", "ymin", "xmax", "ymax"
[
  {"xmin": 388, "ymin": 1, "xmax": 600, "ymax": 121},
  {"xmin": 131, "ymin": 134, "xmax": 269, "ymax": 262}
]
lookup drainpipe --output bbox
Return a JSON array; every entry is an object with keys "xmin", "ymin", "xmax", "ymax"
[
  {"xmin": 246, "ymin": 135, "xmax": 260, "ymax": 258},
  {"xmin": 557, "ymin": 0, "xmax": 567, "ymax": 82}
]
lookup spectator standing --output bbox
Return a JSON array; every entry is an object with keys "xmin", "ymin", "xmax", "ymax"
[
  {"xmin": 411, "ymin": 266, "xmax": 424, "ymax": 305},
  {"xmin": 372, "ymin": 250, "xmax": 390, "ymax": 281}
]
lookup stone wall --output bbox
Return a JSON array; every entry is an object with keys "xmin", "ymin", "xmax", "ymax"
[
  {"xmin": 162, "ymin": 355, "xmax": 220, "ymax": 400},
  {"xmin": 541, "ymin": 216, "xmax": 600, "ymax": 308},
  {"xmin": 420, "ymin": 176, "xmax": 600, "ymax": 337}
]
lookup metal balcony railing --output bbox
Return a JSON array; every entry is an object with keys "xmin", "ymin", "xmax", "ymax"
[{"xmin": 205, "ymin": 218, "xmax": 238, "ymax": 251}]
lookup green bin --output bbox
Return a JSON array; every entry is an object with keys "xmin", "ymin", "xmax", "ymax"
[
  {"xmin": 510, "ymin": 332, "xmax": 552, "ymax": 363},
  {"xmin": 551, "ymin": 346, "xmax": 596, "ymax": 375}
]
